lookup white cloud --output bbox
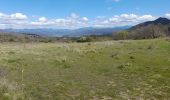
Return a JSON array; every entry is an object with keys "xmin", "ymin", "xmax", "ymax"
[
  {"xmin": 0, "ymin": 12, "xmax": 27, "ymax": 20},
  {"xmin": 0, "ymin": 13, "xmax": 5, "ymax": 18},
  {"xmin": 82, "ymin": 17, "xmax": 88, "ymax": 21},
  {"xmin": 10, "ymin": 13, "xmax": 27, "ymax": 20},
  {"xmin": 93, "ymin": 14, "xmax": 156, "ymax": 27},
  {"xmin": 0, "ymin": 12, "xmax": 160, "ymax": 29},
  {"xmin": 28, "ymin": 13, "xmax": 89, "ymax": 28},
  {"xmin": 0, "ymin": 12, "xmax": 28, "ymax": 29},
  {"xmin": 165, "ymin": 13, "xmax": 170, "ymax": 19},
  {"xmin": 38, "ymin": 17, "xmax": 47, "ymax": 22},
  {"xmin": 120, "ymin": 14, "xmax": 138, "ymax": 20},
  {"xmin": 138, "ymin": 15, "xmax": 155, "ymax": 21},
  {"xmin": 70, "ymin": 13, "xmax": 79, "ymax": 19},
  {"xmin": 109, "ymin": 17, "xmax": 119, "ymax": 22}
]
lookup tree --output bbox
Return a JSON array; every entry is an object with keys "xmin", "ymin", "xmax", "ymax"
[{"xmin": 118, "ymin": 31, "xmax": 129, "ymax": 40}]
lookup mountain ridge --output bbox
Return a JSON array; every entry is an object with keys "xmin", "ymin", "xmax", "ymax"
[
  {"xmin": 131, "ymin": 17, "xmax": 170, "ymax": 29},
  {"xmin": 0, "ymin": 26, "xmax": 131, "ymax": 37}
]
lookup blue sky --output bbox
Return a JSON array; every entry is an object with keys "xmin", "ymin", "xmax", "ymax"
[{"xmin": 0, "ymin": 0, "xmax": 170, "ymax": 29}]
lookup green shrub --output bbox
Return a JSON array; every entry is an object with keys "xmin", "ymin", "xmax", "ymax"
[
  {"xmin": 9, "ymin": 38, "xmax": 14, "ymax": 42},
  {"xmin": 77, "ymin": 37, "xmax": 92, "ymax": 42}
]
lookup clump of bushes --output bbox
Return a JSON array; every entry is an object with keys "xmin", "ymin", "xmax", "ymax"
[
  {"xmin": 130, "ymin": 56, "xmax": 135, "ymax": 59},
  {"xmin": 9, "ymin": 38, "xmax": 15, "ymax": 42},
  {"xmin": 8, "ymin": 51, "xmax": 15, "ymax": 55},
  {"xmin": 62, "ymin": 64, "xmax": 71, "ymax": 69},
  {"xmin": 77, "ymin": 37, "xmax": 92, "ymax": 42},
  {"xmin": 117, "ymin": 63, "xmax": 132, "ymax": 70},
  {"xmin": 117, "ymin": 65, "xmax": 125, "ymax": 70},
  {"xmin": 111, "ymin": 53, "xmax": 119, "ymax": 58},
  {"xmin": 165, "ymin": 38, "xmax": 170, "ymax": 42},
  {"xmin": 147, "ymin": 44, "xmax": 155, "ymax": 50},
  {"xmin": 39, "ymin": 39, "xmax": 53, "ymax": 43},
  {"xmin": 111, "ymin": 53, "xmax": 120, "ymax": 60}
]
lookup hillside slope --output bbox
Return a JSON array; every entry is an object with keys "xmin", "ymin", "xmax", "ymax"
[
  {"xmin": 128, "ymin": 17, "xmax": 170, "ymax": 39},
  {"xmin": 0, "ymin": 39, "xmax": 169, "ymax": 99}
]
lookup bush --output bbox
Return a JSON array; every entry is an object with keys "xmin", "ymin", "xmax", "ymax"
[
  {"xmin": 9, "ymin": 38, "xmax": 14, "ymax": 42},
  {"xmin": 77, "ymin": 37, "xmax": 92, "ymax": 42},
  {"xmin": 130, "ymin": 56, "xmax": 135, "ymax": 59},
  {"xmin": 147, "ymin": 44, "xmax": 155, "ymax": 49},
  {"xmin": 40, "ymin": 39, "xmax": 53, "ymax": 43}
]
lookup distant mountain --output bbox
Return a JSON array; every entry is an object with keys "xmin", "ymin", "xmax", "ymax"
[
  {"xmin": 0, "ymin": 26, "xmax": 130, "ymax": 37},
  {"xmin": 1, "ymin": 28, "xmax": 71, "ymax": 37},
  {"xmin": 128, "ymin": 17, "xmax": 170, "ymax": 39},
  {"xmin": 65, "ymin": 26, "xmax": 130, "ymax": 37}
]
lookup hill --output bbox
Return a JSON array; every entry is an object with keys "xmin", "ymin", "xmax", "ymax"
[
  {"xmin": 127, "ymin": 17, "xmax": 170, "ymax": 39},
  {"xmin": 131, "ymin": 17, "xmax": 170, "ymax": 29},
  {"xmin": 0, "ymin": 32, "xmax": 58, "ymax": 42}
]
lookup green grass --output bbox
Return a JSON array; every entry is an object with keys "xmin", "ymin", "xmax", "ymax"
[{"xmin": 0, "ymin": 38, "xmax": 170, "ymax": 100}]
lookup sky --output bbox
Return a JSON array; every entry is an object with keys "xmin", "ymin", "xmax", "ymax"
[{"xmin": 0, "ymin": 0, "xmax": 170, "ymax": 29}]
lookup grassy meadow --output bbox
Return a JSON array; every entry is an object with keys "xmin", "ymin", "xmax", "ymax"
[{"xmin": 0, "ymin": 38, "xmax": 170, "ymax": 100}]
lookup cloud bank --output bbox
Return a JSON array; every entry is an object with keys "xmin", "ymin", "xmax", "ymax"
[{"xmin": 0, "ymin": 12, "xmax": 169, "ymax": 29}]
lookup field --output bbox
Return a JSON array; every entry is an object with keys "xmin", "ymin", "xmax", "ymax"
[{"xmin": 0, "ymin": 38, "xmax": 170, "ymax": 100}]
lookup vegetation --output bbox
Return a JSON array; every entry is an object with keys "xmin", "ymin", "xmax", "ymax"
[
  {"xmin": 112, "ymin": 18, "xmax": 170, "ymax": 40},
  {"xmin": 76, "ymin": 36, "xmax": 92, "ymax": 42},
  {"xmin": 114, "ymin": 31, "xmax": 129, "ymax": 40},
  {"xmin": 76, "ymin": 35, "xmax": 113, "ymax": 43},
  {"xmin": 126, "ymin": 18, "xmax": 170, "ymax": 39},
  {"xmin": 0, "ymin": 38, "xmax": 169, "ymax": 99},
  {"xmin": 127, "ymin": 24, "xmax": 169, "ymax": 39}
]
